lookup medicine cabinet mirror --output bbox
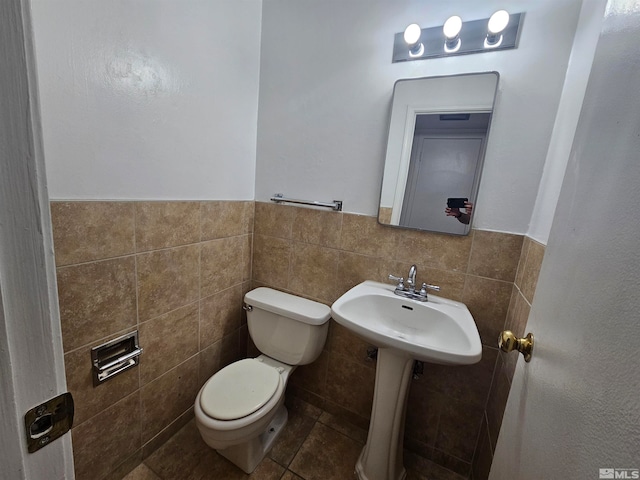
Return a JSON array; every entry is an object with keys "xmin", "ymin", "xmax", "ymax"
[{"xmin": 378, "ymin": 72, "xmax": 499, "ymax": 235}]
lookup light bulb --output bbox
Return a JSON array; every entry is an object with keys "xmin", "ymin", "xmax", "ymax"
[
  {"xmin": 443, "ymin": 16, "xmax": 462, "ymax": 40},
  {"xmin": 488, "ymin": 10, "xmax": 509, "ymax": 34},
  {"xmin": 403, "ymin": 23, "xmax": 422, "ymax": 46},
  {"xmin": 485, "ymin": 10, "xmax": 510, "ymax": 47}
]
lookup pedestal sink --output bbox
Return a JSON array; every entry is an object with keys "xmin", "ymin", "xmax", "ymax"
[{"xmin": 331, "ymin": 281, "xmax": 482, "ymax": 480}]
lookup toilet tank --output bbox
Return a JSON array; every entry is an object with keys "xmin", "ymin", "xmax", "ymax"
[{"xmin": 244, "ymin": 288, "xmax": 331, "ymax": 365}]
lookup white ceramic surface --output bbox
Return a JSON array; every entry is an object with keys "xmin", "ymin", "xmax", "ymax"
[
  {"xmin": 331, "ymin": 281, "xmax": 482, "ymax": 365},
  {"xmin": 245, "ymin": 288, "xmax": 330, "ymax": 366},
  {"xmin": 196, "ymin": 287, "xmax": 330, "ymax": 473},
  {"xmin": 245, "ymin": 287, "xmax": 331, "ymax": 325}
]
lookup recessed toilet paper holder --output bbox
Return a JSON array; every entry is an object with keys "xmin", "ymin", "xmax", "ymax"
[{"xmin": 91, "ymin": 331, "xmax": 143, "ymax": 386}]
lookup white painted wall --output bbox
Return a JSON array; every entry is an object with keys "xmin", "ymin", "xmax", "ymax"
[
  {"xmin": 491, "ymin": 0, "xmax": 640, "ymax": 476},
  {"xmin": 30, "ymin": 0, "xmax": 262, "ymax": 200},
  {"xmin": 527, "ymin": 0, "xmax": 607, "ymax": 244},
  {"xmin": 256, "ymin": 0, "xmax": 583, "ymax": 234},
  {"xmin": 29, "ymin": 0, "xmax": 605, "ymax": 236}
]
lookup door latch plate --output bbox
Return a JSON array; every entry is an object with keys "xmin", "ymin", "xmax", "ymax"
[{"xmin": 24, "ymin": 392, "xmax": 74, "ymax": 453}]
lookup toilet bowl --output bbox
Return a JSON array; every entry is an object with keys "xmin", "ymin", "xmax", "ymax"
[{"xmin": 194, "ymin": 287, "xmax": 331, "ymax": 473}]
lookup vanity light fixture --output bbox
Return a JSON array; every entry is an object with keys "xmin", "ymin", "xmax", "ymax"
[
  {"xmin": 443, "ymin": 15, "xmax": 463, "ymax": 53},
  {"xmin": 403, "ymin": 23, "xmax": 424, "ymax": 57},
  {"xmin": 392, "ymin": 11, "xmax": 523, "ymax": 63}
]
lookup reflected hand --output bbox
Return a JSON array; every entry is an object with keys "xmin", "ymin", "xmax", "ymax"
[
  {"xmin": 445, "ymin": 202, "xmax": 473, "ymax": 225},
  {"xmin": 445, "ymin": 207, "xmax": 460, "ymax": 217}
]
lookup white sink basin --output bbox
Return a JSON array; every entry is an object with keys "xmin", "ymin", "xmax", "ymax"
[{"xmin": 331, "ymin": 280, "xmax": 482, "ymax": 365}]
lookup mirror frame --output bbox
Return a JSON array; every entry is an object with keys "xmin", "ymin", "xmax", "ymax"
[{"xmin": 378, "ymin": 72, "xmax": 500, "ymax": 235}]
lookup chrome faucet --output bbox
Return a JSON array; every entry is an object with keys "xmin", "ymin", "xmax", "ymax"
[
  {"xmin": 407, "ymin": 264, "xmax": 417, "ymax": 291},
  {"xmin": 388, "ymin": 264, "xmax": 440, "ymax": 301}
]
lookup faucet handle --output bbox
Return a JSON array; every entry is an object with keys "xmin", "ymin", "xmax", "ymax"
[
  {"xmin": 388, "ymin": 274, "xmax": 405, "ymax": 289},
  {"xmin": 419, "ymin": 283, "xmax": 440, "ymax": 296}
]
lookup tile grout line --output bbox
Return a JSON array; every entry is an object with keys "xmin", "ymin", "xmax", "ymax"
[
  {"xmin": 132, "ymin": 202, "xmax": 145, "ymax": 462},
  {"xmin": 197, "ymin": 201, "xmax": 203, "ymax": 379}
]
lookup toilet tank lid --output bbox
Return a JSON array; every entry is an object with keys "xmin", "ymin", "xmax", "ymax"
[{"xmin": 244, "ymin": 287, "xmax": 331, "ymax": 325}]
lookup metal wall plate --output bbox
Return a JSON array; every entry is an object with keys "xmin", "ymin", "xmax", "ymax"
[
  {"xmin": 91, "ymin": 331, "xmax": 142, "ymax": 386},
  {"xmin": 24, "ymin": 392, "xmax": 74, "ymax": 453}
]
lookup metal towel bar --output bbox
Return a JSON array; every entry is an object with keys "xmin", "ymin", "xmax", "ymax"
[{"xmin": 270, "ymin": 193, "xmax": 342, "ymax": 211}]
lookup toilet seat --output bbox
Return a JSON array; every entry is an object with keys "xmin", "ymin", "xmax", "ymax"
[{"xmin": 200, "ymin": 358, "xmax": 281, "ymax": 420}]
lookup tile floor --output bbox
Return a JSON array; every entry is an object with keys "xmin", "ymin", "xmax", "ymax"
[{"xmin": 122, "ymin": 397, "xmax": 466, "ymax": 480}]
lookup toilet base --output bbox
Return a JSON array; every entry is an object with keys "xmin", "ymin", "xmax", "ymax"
[{"xmin": 217, "ymin": 405, "xmax": 288, "ymax": 474}]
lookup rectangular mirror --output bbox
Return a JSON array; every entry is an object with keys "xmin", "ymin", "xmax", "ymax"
[{"xmin": 378, "ymin": 72, "xmax": 499, "ymax": 235}]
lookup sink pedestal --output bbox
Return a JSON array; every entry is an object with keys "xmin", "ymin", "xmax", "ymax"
[
  {"xmin": 331, "ymin": 281, "xmax": 482, "ymax": 479},
  {"xmin": 356, "ymin": 347, "xmax": 414, "ymax": 480}
]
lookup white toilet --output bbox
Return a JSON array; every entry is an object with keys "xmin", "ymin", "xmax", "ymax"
[{"xmin": 194, "ymin": 287, "xmax": 331, "ymax": 473}]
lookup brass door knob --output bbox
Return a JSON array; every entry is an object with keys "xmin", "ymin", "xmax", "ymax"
[{"xmin": 498, "ymin": 330, "xmax": 534, "ymax": 362}]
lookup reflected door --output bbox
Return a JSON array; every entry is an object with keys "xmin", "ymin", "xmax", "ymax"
[{"xmin": 400, "ymin": 134, "xmax": 484, "ymax": 234}]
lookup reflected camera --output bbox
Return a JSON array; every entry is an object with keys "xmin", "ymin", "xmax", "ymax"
[{"xmin": 447, "ymin": 198, "xmax": 468, "ymax": 209}]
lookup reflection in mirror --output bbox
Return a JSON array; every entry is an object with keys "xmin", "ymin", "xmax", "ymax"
[{"xmin": 378, "ymin": 72, "xmax": 499, "ymax": 235}]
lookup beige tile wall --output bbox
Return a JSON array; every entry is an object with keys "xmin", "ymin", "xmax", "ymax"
[
  {"xmin": 251, "ymin": 202, "xmax": 526, "ymax": 478},
  {"xmin": 52, "ymin": 200, "xmax": 543, "ymax": 480},
  {"xmin": 51, "ymin": 201, "xmax": 253, "ymax": 480},
  {"xmin": 471, "ymin": 236, "xmax": 545, "ymax": 480}
]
